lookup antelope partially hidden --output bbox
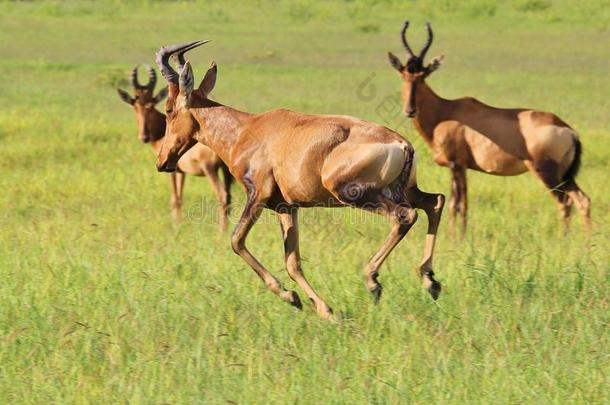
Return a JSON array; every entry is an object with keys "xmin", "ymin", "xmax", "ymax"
[
  {"xmin": 388, "ymin": 21, "xmax": 590, "ymax": 232},
  {"xmin": 117, "ymin": 65, "xmax": 233, "ymax": 229},
  {"xmin": 154, "ymin": 40, "xmax": 445, "ymax": 320}
]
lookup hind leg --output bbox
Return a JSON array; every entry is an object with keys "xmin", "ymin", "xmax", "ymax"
[
  {"xmin": 331, "ymin": 183, "xmax": 418, "ymax": 303},
  {"xmin": 449, "ymin": 167, "xmax": 467, "ymax": 237},
  {"xmin": 363, "ymin": 202, "xmax": 418, "ymax": 303},
  {"xmin": 456, "ymin": 168, "xmax": 467, "ymax": 234},
  {"xmin": 525, "ymin": 160, "xmax": 572, "ymax": 231},
  {"xmin": 448, "ymin": 169, "xmax": 458, "ymax": 228},
  {"xmin": 406, "ymin": 187, "xmax": 445, "ymax": 300},
  {"xmin": 565, "ymin": 180, "xmax": 591, "ymax": 231}
]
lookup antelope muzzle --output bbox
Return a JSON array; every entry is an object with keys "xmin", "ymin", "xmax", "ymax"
[{"xmin": 156, "ymin": 153, "xmax": 177, "ymax": 172}]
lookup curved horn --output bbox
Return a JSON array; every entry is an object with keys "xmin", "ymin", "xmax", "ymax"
[
  {"xmin": 172, "ymin": 40, "xmax": 210, "ymax": 72},
  {"xmin": 401, "ymin": 20, "xmax": 415, "ymax": 58},
  {"xmin": 419, "ymin": 22, "xmax": 434, "ymax": 59},
  {"xmin": 155, "ymin": 40, "xmax": 210, "ymax": 84},
  {"xmin": 146, "ymin": 65, "xmax": 156, "ymax": 91},
  {"xmin": 130, "ymin": 65, "xmax": 143, "ymax": 89}
]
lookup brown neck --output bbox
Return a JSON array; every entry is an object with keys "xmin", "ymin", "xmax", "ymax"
[
  {"xmin": 148, "ymin": 109, "xmax": 167, "ymax": 154},
  {"xmin": 191, "ymin": 100, "xmax": 254, "ymax": 165},
  {"xmin": 150, "ymin": 109, "xmax": 167, "ymax": 141},
  {"xmin": 411, "ymin": 80, "xmax": 447, "ymax": 145}
]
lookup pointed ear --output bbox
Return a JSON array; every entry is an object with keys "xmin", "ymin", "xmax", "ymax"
[
  {"xmin": 154, "ymin": 86, "xmax": 168, "ymax": 104},
  {"xmin": 179, "ymin": 61, "xmax": 195, "ymax": 103},
  {"xmin": 425, "ymin": 55, "xmax": 445, "ymax": 75},
  {"xmin": 197, "ymin": 62, "xmax": 217, "ymax": 97},
  {"xmin": 117, "ymin": 88, "xmax": 134, "ymax": 105},
  {"xmin": 388, "ymin": 52, "xmax": 404, "ymax": 72}
]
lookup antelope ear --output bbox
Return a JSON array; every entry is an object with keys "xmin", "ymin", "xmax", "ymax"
[
  {"xmin": 197, "ymin": 61, "xmax": 217, "ymax": 97},
  {"xmin": 388, "ymin": 52, "xmax": 404, "ymax": 72},
  {"xmin": 426, "ymin": 55, "xmax": 445, "ymax": 73},
  {"xmin": 179, "ymin": 61, "xmax": 195, "ymax": 102},
  {"xmin": 117, "ymin": 88, "xmax": 134, "ymax": 105},
  {"xmin": 154, "ymin": 86, "xmax": 168, "ymax": 104}
]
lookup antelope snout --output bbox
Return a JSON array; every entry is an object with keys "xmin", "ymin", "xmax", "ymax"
[
  {"xmin": 140, "ymin": 134, "xmax": 151, "ymax": 143},
  {"xmin": 156, "ymin": 161, "xmax": 172, "ymax": 172},
  {"xmin": 406, "ymin": 109, "xmax": 416, "ymax": 118},
  {"xmin": 156, "ymin": 156, "xmax": 175, "ymax": 173}
]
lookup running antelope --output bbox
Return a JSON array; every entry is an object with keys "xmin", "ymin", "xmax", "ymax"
[
  {"xmin": 117, "ymin": 65, "xmax": 233, "ymax": 229},
  {"xmin": 388, "ymin": 21, "xmax": 590, "ymax": 232},
  {"xmin": 154, "ymin": 40, "xmax": 445, "ymax": 320}
]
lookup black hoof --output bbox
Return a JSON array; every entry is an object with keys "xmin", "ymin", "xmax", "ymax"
[
  {"xmin": 428, "ymin": 280, "xmax": 441, "ymax": 300},
  {"xmin": 422, "ymin": 270, "xmax": 441, "ymax": 300},
  {"xmin": 371, "ymin": 284, "xmax": 383, "ymax": 304},
  {"xmin": 289, "ymin": 291, "xmax": 303, "ymax": 310}
]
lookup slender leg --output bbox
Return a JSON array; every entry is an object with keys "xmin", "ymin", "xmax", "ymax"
[
  {"xmin": 560, "ymin": 194, "xmax": 574, "ymax": 233},
  {"xmin": 565, "ymin": 180, "xmax": 591, "ymax": 232},
  {"xmin": 202, "ymin": 165, "xmax": 229, "ymax": 232},
  {"xmin": 360, "ymin": 198, "xmax": 418, "ymax": 303},
  {"xmin": 231, "ymin": 196, "xmax": 302, "ymax": 309},
  {"xmin": 448, "ymin": 168, "xmax": 459, "ymax": 230},
  {"xmin": 524, "ymin": 161, "xmax": 573, "ymax": 232},
  {"xmin": 176, "ymin": 171, "xmax": 186, "ymax": 200},
  {"xmin": 169, "ymin": 172, "xmax": 182, "ymax": 223},
  {"xmin": 407, "ymin": 187, "xmax": 445, "ymax": 300},
  {"xmin": 221, "ymin": 164, "xmax": 233, "ymax": 215},
  {"xmin": 278, "ymin": 209, "xmax": 333, "ymax": 319},
  {"xmin": 458, "ymin": 169, "xmax": 468, "ymax": 232},
  {"xmin": 327, "ymin": 181, "xmax": 420, "ymax": 303}
]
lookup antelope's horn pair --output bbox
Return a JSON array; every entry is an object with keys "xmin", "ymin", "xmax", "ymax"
[
  {"xmin": 130, "ymin": 65, "xmax": 157, "ymax": 91},
  {"xmin": 401, "ymin": 20, "xmax": 434, "ymax": 59},
  {"xmin": 155, "ymin": 40, "xmax": 210, "ymax": 84}
]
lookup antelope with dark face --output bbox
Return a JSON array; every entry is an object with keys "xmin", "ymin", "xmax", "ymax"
[
  {"xmin": 154, "ymin": 40, "xmax": 445, "ymax": 320},
  {"xmin": 388, "ymin": 21, "xmax": 590, "ymax": 232},
  {"xmin": 117, "ymin": 64, "xmax": 233, "ymax": 229}
]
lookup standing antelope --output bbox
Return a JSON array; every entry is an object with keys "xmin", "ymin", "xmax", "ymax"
[
  {"xmin": 117, "ymin": 65, "xmax": 233, "ymax": 229},
  {"xmin": 154, "ymin": 40, "xmax": 445, "ymax": 320},
  {"xmin": 388, "ymin": 21, "xmax": 591, "ymax": 232}
]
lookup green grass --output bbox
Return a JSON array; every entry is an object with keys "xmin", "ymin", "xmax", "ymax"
[{"xmin": 0, "ymin": 0, "xmax": 609, "ymax": 403}]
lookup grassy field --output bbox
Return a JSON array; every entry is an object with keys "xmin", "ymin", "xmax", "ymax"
[{"xmin": 1, "ymin": 0, "xmax": 609, "ymax": 403}]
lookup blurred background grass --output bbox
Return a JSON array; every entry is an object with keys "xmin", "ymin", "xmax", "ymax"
[{"xmin": 0, "ymin": 0, "xmax": 608, "ymax": 403}]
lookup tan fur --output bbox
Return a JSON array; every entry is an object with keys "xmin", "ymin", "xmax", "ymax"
[
  {"xmin": 117, "ymin": 67, "xmax": 232, "ymax": 228},
  {"xmin": 389, "ymin": 24, "xmax": 590, "ymax": 232},
  {"xmin": 155, "ymin": 51, "xmax": 445, "ymax": 319}
]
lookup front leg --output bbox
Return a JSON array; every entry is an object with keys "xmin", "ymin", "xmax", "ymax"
[
  {"xmin": 230, "ymin": 186, "xmax": 301, "ymax": 310},
  {"xmin": 169, "ymin": 172, "xmax": 183, "ymax": 223},
  {"xmin": 202, "ymin": 164, "xmax": 229, "ymax": 232},
  {"xmin": 278, "ymin": 209, "xmax": 333, "ymax": 319}
]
